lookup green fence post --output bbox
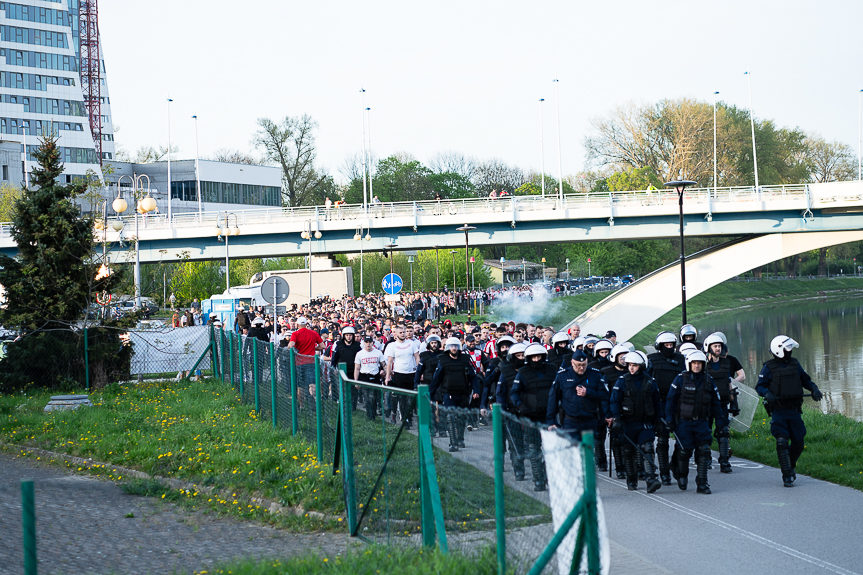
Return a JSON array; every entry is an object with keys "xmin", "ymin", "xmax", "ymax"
[
  {"xmin": 238, "ymin": 335, "xmax": 244, "ymax": 397},
  {"xmin": 290, "ymin": 348, "xmax": 298, "ymax": 435},
  {"xmin": 338, "ymin": 363, "xmax": 358, "ymax": 535},
  {"xmin": 493, "ymin": 403, "xmax": 506, "ymax": 575},
  {"xmin": 83, "ymin": 327, "xmax": 89, "ymax": 392},
  {"xmin": 21, "ymin": 479, "xmax": 36, "ymax": 575},
  {"xmin": 315, "ymin": 353, "xmax": 323, "ymax": 463},
  {"xmin": 220, "ymin": 328, "xmax": 227, "ymax": 381},
  {"xmin": 253, "ymin": 340, "xmax": 260, "ymax": 412},
  {"xmin": 417, "ymin": 385, "xmax": 435, "ymax": 547},
  {"xmin": 270, "ymin": 341, "xmax": 278, "ymax": 428},
  {"xmin": 582, "ymin": 431, "xmax": 600, "ymax": 574},
  {"xmin": 228, "ymin": 332, "xmax": 235, "ymax": 390},
  {"xmin": 417, "ymin": 384, "xmax": 448, "ymax": 552}
]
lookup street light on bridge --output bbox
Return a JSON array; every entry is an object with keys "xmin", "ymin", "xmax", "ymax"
[
  {"xmin": 665, "ymin": 178, "xmax": 698, "ymax": 325},
  {"xmin": 456, "ymin": 224, "xmax": 476, "ymax": 292}
]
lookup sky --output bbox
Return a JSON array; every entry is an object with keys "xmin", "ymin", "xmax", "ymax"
[{"xmin": 100, "ymin": 0, "xmax": 863, "ymax": 184}]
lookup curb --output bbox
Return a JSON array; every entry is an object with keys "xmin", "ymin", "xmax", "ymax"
[{"xmin": 0, "ymin": 442, "xmax": 344, "ymax": 524}]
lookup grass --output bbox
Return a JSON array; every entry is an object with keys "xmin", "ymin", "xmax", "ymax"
[
  {"xmin": 0, "ymin": 379, "xmax": 344, "ymax": 530},
  {"xmin": 730, "ymin": 403, "xmax": 863, "ymax": 491},
  {"xmin": 449, "ymin": 291, "xmax": 610, "ymax": 329},
  {"xmin": 189, "ymin": 544, "xmax": 499, "ymax": 575}
]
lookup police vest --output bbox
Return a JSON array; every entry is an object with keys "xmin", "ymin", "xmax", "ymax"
[
  {"xmin": 648, "ymin": 352, "xmax": 684, "ymax": 397},
  {"xmin": 438, "ymin": 353, "xmax": 473, "ymax": 396},
  {"xmin": 621, "ymin": 373, "xmax": 655, "ymax": 421},
  {"xmin": 707, "ymin": 357, "xmax": 733, "ymax": 400},
  {"xmin": 677, "ymin": 373, "xmax": 713, "ymax": 420},
  {"xmin": 417, "ymin": 350, "xmax": 441, "ymax": 382},
  {"xmin": 600, "ymin": 364, "xmax": 626, "ymax": 391},
  {"xmin": 516, "ymin": 363, "xmax": 558, "ymax": 417},
  {"xmin": 499, "ymin": 359, "xmax": 520, "ymax": 407},
  {"xmin": 763, "ymin": 358, "xmax": 804, "ymax": 400}
]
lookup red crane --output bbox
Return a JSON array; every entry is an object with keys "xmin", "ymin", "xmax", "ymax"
[{"xmin": 79, "ymin": 0, "xmax": 102, "ymax": 165}]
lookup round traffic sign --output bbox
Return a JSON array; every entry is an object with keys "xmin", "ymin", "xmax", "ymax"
[
  {"xmin": 261, "ymin": 276, "xmax": 290, "ymax": 305},
  {"xmin": 382, "ymin": 273, "xmax": 403, "ymax": 295}
]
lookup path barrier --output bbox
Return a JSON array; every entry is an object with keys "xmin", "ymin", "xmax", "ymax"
[{"xmin": 209, "ymin": 327, "xmax": 606, "ymax": 574}]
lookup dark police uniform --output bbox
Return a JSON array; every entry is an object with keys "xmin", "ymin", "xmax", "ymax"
[
  {"xmin": 647, "ymin": 350, "xmax": 685, "ymax": 484},
  {"xmin": 706, "ymin": 354, "xmax": 743, "ymax": 473},
  {"xmin": 756, "ymin": 357, "xmax": 821, "ymax": 487},
  {"xmin": 665, "ymin": 371, "xmax": 726, "ymax": 494},
  {"xmin": 511, "ymin": 361, "xmax": 559, "ymax": 491},
  {"xmin": 430, "ymin": 351, "xmax": 482, "ymax": 452},
  {"xmin": 496, "ymin": 356, "xmax": 527, "ymax": 480},
  {"xmin": 610, "ymin": 371, "xmax": 662, "ymax": 492},
  {"xmin": 415, "ymin": 348, "xmax": 443, "ymax": 435},
  {"xmin": 547, "ymin": 366, "xmax": 609, "ymax": 441},
  {"xmin": 600, "ymin": 363, "xmax": 628, "ymax": 477}
]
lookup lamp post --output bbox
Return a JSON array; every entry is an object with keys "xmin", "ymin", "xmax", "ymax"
[
  {"xmin": 456, "ymin": 224, "xmax": 476, "ymax": 291},
  {"xmin": 744, "ymin": 70, "xmax": 759, "ymax": 191},
  {"xmin": 217, "ymin": 212, "xmax": 240, "ymax": 292},
  {"xmin": 664, "ymin": 178, "xmax": 698, "ymax": 324},
  {"xmin": 386, "ymin": 243, "xmax": 398, "ymax": 315},
  {"xmin": 408, "ymin": 255, "xmax": 415, "ymax": 292},
  {"xmin": 553, "ymin": 78, "xmax": 563, "ymax": 205},
  {"xmin": 167, "ymin": 98, "xmax": 173, "ymax": 225},
  {"xmin": 435, "ymin": 247, "xmax": 440, "ymax": 292},
  {"xmin": 301, "ymin": 221, "xmax": 322, "ymax": 303},
  {"xmin": 18, "ymin": 126, "xmax": 28, "ymax": 187},
  {"xmin": 470, "ymin": 256, "xmax": 475, "ymax": 290},
  {"xmin": 116, "ymin": 174, "xmax": 156, "ymax": 309},
  {"xmin": 450, "ymin": 250, "xmax": 458, "ymax": 292},
  {"xmin": 354, "ymin": 224, "xmax": 372, "ymax": 294},
  {"xmin": 588, "ymin": 257, "xmax": 591, "ymax": 278},
  {"xmin": 565, "ymin": 258, "xmax": 570, "ymax": 279},
  {"xmin": 539, "ymin": 97, "xmax": 546, "ymax": 198},
  {"xmin": 859, "ymin": 89, "xmax": 862, "ymax": 181},
  {"xmin": 360, "ymin": 88, "xmax": 368, "ymax": 210},
  {"xmin": 541, "ymin": 257, "xmax": 546, "ymax": 283},
  {"xmin": 192, "ymin": 115, "xmax": 201, "ymax": 219},
  {"xmin": 366, "ymin": 107, "xmax": 373, "ymax": 202},
  {"xmin": 522, "ymin": 257, "xmax": 526, "ymax": 284},
  {"xmin": 713, "ymin": 91, "xmax": 719, "ymax": 195},
  {"xmin": 500, "ymin": 256, "xmax": 505, "ymax": 286}
]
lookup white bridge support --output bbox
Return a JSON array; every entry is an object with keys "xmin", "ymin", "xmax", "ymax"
[{"xmin": 566, "ymin": 230, "xmax": 863, "ymax": 340}]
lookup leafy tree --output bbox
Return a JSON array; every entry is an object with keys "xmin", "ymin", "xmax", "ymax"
[
  {"xmin": 0, "ymin": 182, "xmax": 22, "ymax": 221},
  {"xmin": 429, "ymin": 171, "xmax": 475, "ymax": 199},
  {"xmin": 605, "ymin": 166, "xmax": 663, "ymax": 191}
]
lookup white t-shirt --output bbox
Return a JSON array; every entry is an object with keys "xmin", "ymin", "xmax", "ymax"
[
  {"xmin": 385, "ymin": 338, "xmax": 420, "ymax": 374},
  {"xmin": 356, "ymin": 348, "xmax": 385, "ymax": 375}
]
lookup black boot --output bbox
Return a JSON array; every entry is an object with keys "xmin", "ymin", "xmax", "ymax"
[
  {"xmin": 529, "ymin": 444, "xmax": 546, "ymax": 491},
  {"xmin": 636, "ymin": 451, "xmax": 646, "ymax": 480},
  {"xmin": 719, "ymin": 437, "xmax": 733, "ymax": 473},
  {"xmin": 777, "ymin": 437, "xmax": 795, "ymax": 487},
  {"xmin": 641, "ymin": 443, "xmax": 661, "ymax": 494},
  {"xmin": 509, "ymin": 439, "xmax": 525, "ymax": 481},
  {"xmin": 657, "ymin": 438, "xmax": 672, "ymax": 485},
  {"xmin": 696, "ymin": 445, "xmax": 712, "ymax": 494},
  {"xmin": 595, "ymin": 425, "xmax": 608, "ymax": 472},
  {"xmin": 612, "ymin": 439, "xmax": 626, "ymax": 479},
  {"xmin": 457, "ymin": 415, "xmax": 466, "ymax": 448},
  {"xmin": 623, "ymin": 446, "xmax": 638, "ymax": 490},
  {"xmin": 677, "ymin": 448, "xmax": 690, "ymax": 491},
  {"xmin": 447, "ymin": 415, "xmax": 459, "ymax": 452}
]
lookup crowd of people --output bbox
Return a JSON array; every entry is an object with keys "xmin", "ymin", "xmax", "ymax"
[{"xmin": 213, "ymin": 289, "xmax": 820, "ymax": 494}]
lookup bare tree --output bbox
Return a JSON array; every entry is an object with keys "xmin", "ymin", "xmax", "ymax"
[
  {"xmin": 806, "ymin": 134, "xmax": 856, "ymax": 183},
  {"xmin": 129, "ymin": 144, "xmax": 180, "ymax": 163},
  {"xmin": 254, "ymin": 114, "xmax": 330, "ymax": 207},
  {"xmin": 208, "ymin": 148, "xmax": 264, "ymax": 165},
  {"xmin": 339, "ymin": 150, "xmax": 378, "ymax": 184},
  {"xmin": 429, "ymin": 151, "xmax": 476, "ymax": 181},
  {"xmin": 472, "ymin": 158, "xmax": 525, "ymax": 196}
]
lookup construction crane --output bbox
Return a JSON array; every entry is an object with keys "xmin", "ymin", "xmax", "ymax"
[{"xmin": 79, "ymin": 0, "xmax": 102, "ymax": 165}]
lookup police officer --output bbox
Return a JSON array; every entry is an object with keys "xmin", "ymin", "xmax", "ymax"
[
  {"xmin": 678, "ymin": 324, "xmax": 700, "ymax": 350},
  {"xmin": 331, "ymin": 326, "xmax": 361, "ymax": 410},
  {"xmin": 548, "ymin": 350, "xmax": 610, "ymax": 442},
  {"xmin": 415, "ymin": 335, "xmax": 444, "ymax": 436},
  {"xmin": 757, "ymin": 335, "xmax": 823, "ymax": 487},
  {"xmin": 547, "ymin": 332, "xmax": 572, "ymax": 369},
  {"xmin": 665, "ymin": 350, "xmax": 726, "ymax": 494},
  {"xmin": 703, "ymin": 332, "xmax": 745, "ymax": 473},
  {"xmin": 600, "ymin": 344, "xmax": 630, "ymax": 478},
  {"xmin": 588, "ymin": 339, "xmax": 614, "ymax": 372},
  {"xmin": 482, "ymin": 336, "xmax": 516, "ymax": 407},
  {"xmin": 610, "ymin": 352, "xmax": 662, "ymax": 493},
  {"xmin": 430, "ymin": 337, "xmax": 482, "ymax": 452},
  {"xmin": 647, "ymin": 331, "xmax": 685, "ymax": 485},
  {"xmin": 510, "ymin": 344, "xmax": 559, "ymax": 491},
  {"xmin": 582, "ymin": 335, "xmax": 600, "ymax": 359},
  {"xmin": 497, "ymin": 342, "xmax": 528, "ymax": 480}
]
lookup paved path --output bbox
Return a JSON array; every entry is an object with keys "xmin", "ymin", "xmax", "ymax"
[
  {"xmin": 428, "ymin": 423, "xmax": 863, "ymax": 575},
  {"xmin": 0, "ymin": 454, "xmax": 350, "ymax": 575}
]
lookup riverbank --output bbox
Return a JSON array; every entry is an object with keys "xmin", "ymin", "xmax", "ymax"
[{"xmin": 730, "ymin": 403, "xmax": 863, "ymax": 491}]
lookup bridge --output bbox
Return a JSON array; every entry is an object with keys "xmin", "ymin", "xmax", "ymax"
[{"xmin": 2, "ymin": 181, "xmax": 862, "ymax": 265}]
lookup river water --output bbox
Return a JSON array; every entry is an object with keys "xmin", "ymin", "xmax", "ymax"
[{"xmin": 698, "ymin": 297, "xmax": 863, "ymax": 422}]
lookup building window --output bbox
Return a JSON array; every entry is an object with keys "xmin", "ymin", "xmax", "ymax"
[{"xmin": 2, "ymin": 165, "xmax": 8, "ymax": 181}]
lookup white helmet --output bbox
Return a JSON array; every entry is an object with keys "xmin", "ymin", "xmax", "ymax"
[
  {"xmin": 703, "ymin": 332, "xmax": 725, "ymax": 351},
  {"xmin": 426, "ymin": 334, "xmax": 441, "ymax": 344},
  {"xmin": 524, "ymin": 343, "xmax": 548, "ymax": 357},
  {"xmin": 680, "ymin": 324, "xmax": 698, "ymax": 340},
  {"xmin": 552, "ymin": 332, "xmax": 570, "ymax": 345},
  {"xmin": 685, "ymin": 350, "xmax": 707, "ymax": 371},
  {"xmin": 636, "ymin": 350, "xmax": 649, "ymax": 365},
  {"xmin": 655, "ymin": 331, "xmax": 678, "ymax": 347},
  {"xmin": 624, "ymin": 352, "xmax": 646, "ymax": 366},
  {"xmin": 678, "ymin": 342, "xmax": 698, "ymax": 356},
  {"xmin": 509, "ymin": 342, "xmax": 528, "ymax": 356},
  {"xmin": 445, "ymin": 337, "xmax": 462, "ymax": 351},
  {"xmin": 572, "ymin": 336, "xmax": 586, "ymax": 350},
  {"xmin": 713, "ymin": 332, "xmax": 728, "ymax": 344},
  {"xmin": 594, "ymin": 339, "xmax": 614, "ymax": 354},
  {"xmin": 496, "ymin": 335, "xmax": 516, "ymax": 347},
  {"xmin": 619, "ymin": 341, "xmax": 635, "ymax": 352},
  {"xmin": 770, "ymin": 335, "xmax": 799, "ymax": 359},
  {"xmin": 341, "ymin": 326, "xmax": 356, "ymax": 335},
  {"xmin": 610, "ymin": 344, "xmax": 630, "ymax": 360},
  {"xmin": 583, "ymin": 335, "xmax": 600, "ymax": 347}
]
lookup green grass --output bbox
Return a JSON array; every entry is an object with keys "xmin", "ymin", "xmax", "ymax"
[
  {"xmin": 0, "ymin": 379, "xmax": 344, "ymax": 530},
  {"xmin": 631, "ymin": 278, "xmax": 863, "ymax": 347},
  {"xmin": 730, "ymin": 403, "xmax": 863, "ymax": 490},
  {"xmin": 190, "ymin": 544, "xmax": 499, "ymax": 575},
  {"xmin": 448, "ymin": 292, "xmax": 610, "ymax": 329}
]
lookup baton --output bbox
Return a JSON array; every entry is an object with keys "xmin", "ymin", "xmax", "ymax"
[
  {"xmin": 660, "ymin": 418, "xmax": 685, "ymax": 447},
  {"xmin": 504, "ymin": 419, "xmax": 524, "ymax": 461},
  {"xmin": 616, "ymin": 427, "xmax": 659, "ymax": 476}
]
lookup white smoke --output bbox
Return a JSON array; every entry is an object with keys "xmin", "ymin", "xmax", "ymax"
[{"xmin": 487, "ymin": 286, "xmax": 567, "ymax": 328}]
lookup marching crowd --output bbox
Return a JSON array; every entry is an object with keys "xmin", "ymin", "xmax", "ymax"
[{"xmin": 216, "ymin": 289, "xmax": 821, "ymax": 494}]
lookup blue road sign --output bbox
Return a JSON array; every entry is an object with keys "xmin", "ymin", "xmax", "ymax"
[{"xmin": 382, "ymin": 273, "xmax": 403, "ymax": 295}]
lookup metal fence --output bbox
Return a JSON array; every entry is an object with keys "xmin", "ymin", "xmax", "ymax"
[{"xmin": 207, "ymin": 326, "xmax": 604, "ymax": 574}]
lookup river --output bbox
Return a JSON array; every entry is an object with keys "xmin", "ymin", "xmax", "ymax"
[{"xmin": 698, "ymin": 296, "xmax": 863, "ymax": 422}]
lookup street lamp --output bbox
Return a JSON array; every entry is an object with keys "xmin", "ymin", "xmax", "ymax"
[
  {"xmin": 541, "ymin": 257, "xmax": 546, "ymax": 283},
  {"xmin": 167, "ymin": 98, "xmax": 173, "ymax": 225},
  {"xmin": 117, "ymin": 174, "xmax": 156, "ymax": 309},
  {"xmin": 553, "ymin": 78, "xmax": 564, "ymax": 205},
  {"xmin": 217, "ymin": 212, "xmax": 240, "ymax": 292},
  {"xmin": 522, "ymin": 257, "xmax": 526, "ymax": 285},
  {"xmin": 450, "ymin": 250, "xmax": 458, "ymax": 293},
  {"xmin": 470, "ymin": 256, "xmax": 475, "ymax": 290},
  {"xmin": 539, "ymin": 97, "xmax": 546, "ymax": 198},
  {"xmin": 408, "ymin": 255, "xmax": 415, "ymax": 292},
  {"xmin": 665, "ymin": 178, "xmax": 698, "ymax": 324},
  {"xmin": 18, "ymin": 126, "xmax": 28, "ymax": 187},
  {"xmin": 713, "ymin": 91, "xmax": 719, "ymax": 196},
  {"xmin": 565, "ymin": 258, "xmax": 570, "ymax": 279},
  {"xmin": 500, "ymin": 256, "xmax": 505, "ymax": 286},
  {"xmin": 360, "ymin": 88, "xmax": 368, "ymax": 210},
  {"xmin": 434, "ymin": 247, "xmax": 440, "ymax": 293},
  {"xmin": 744, "ymin": 70, "xmax": 759, "ymax": 191},
  {"xmin": 456, "ymin": 224, "xmax": 476, "ymax": 291},
  {"xmin": 859, "ymin": 89, "xmax": 862, "ymax": 181},
  {"xmin": 354, "ymin": 224, "xmax": 372, "ymax": 294},
  {"xmin": 301, "ymin": 221, "xmax": 322, "ymax": 303},
  {"xmin": 588, "ymin": 257, "xmax": 591, "ymax": 278},
  {"xmin": 192, "ymin": 115, "xmax": 202, "ymax": 219}
]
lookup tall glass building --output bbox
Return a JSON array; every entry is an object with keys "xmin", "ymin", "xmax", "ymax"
[{"xmin": 0, "ymin": 0, "xmax": 114, "ymax": 185}]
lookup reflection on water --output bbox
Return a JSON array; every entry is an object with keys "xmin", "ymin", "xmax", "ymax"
[{"xmin": 698, "ymin": 298, "xmax": 863, "ymax": 422}]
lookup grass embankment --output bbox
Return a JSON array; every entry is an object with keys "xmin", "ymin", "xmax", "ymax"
[
  {"xmin": 450, "ymin": 291, "xmax": 609, "ymax": 328},
  {"xmin": 730, "ymin": 403, "xmax": 863, "ymax": 491},
  {"xmin": 193, "ymin": 545, "xmax": 497, "ymax": 575},
  {"xmin": 0, "ymin": 380, "xmax": 343, "ymax": 530},
  {"xmin": 631, "ymin": 277, "xmax": 863, "ymax": 347}
]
